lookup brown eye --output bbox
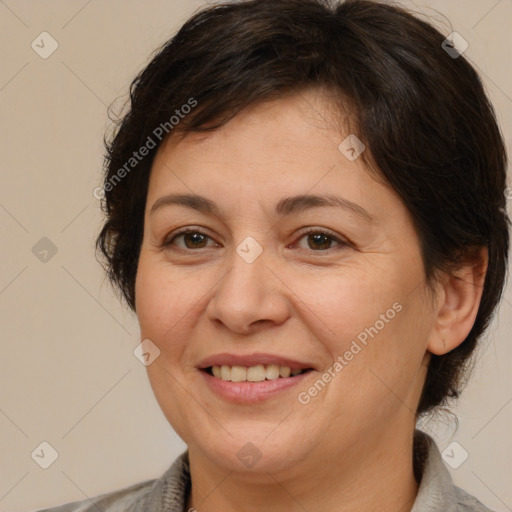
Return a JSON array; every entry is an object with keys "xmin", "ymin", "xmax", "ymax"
[
  {"xmin": 294, "ymin": 229, "xmax": 348, "ymax": 252},
  {"xmin": 163, "ymin": 229, "xmax": 216, "ymax": 250}
]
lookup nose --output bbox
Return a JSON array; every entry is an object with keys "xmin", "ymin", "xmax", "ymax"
[{"xmin": 205, "ymin": 244, "xmax": 291, "ymax": 335}]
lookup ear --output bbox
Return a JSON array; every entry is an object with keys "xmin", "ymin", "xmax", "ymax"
[{"xmin": 427, "ymin": 246, "xmax": 488, "ymax": 356}]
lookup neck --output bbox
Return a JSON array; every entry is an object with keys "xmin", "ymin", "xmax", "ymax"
[{"xmin": 186, "ymin": 427, "xmax": 419, "ymax": 512}]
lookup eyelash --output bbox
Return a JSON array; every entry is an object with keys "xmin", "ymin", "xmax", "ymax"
[{"xmin": 162, "ymin": 227, "xmax": 349, "ymax": 253}]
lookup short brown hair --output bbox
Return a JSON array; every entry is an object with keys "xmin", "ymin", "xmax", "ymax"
[{"xmin": 97, "ymin": 0, "xmax": 510, "ymax": 415}]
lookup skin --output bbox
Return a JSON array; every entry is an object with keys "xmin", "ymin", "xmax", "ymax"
[{"xmin": 135, "ymin": 88, "xmax": 487, "ymax": 512}]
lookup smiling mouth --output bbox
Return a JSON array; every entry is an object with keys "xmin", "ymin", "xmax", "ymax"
[{"xmin": 203, "ymin": 364, "xmax": 312, "ymax": 382}]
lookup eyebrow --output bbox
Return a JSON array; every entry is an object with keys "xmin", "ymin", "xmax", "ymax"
[{"xmin": 149, "ymin": 193, "xmax": 374, "ymax": 222}]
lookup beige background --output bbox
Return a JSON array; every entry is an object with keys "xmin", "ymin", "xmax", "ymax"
[{"xmin": 0, "ymin": 1, "xmax": 511, "ymax": 511}]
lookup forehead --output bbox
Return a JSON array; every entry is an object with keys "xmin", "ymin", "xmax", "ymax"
[
  {"xmin": 157, "ymin": 88, "xmax": 352, "ymax": 160},
  {"xmin": 152, "ymin": 91, "xmax": 346, "ymax": 178},
  {"xmin": 146, "ymin": 89, "xmax": 402, "ymax": 225}
]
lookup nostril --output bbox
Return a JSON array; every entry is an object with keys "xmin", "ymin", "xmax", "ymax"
[{"xmin": 250, "ymin": 319, "xmax": 270, "ymax": 327}]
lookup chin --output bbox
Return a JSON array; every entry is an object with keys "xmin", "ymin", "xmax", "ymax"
[{"xmin": 189, "ymin": 424, "xmax": 312, "ymax": 476}]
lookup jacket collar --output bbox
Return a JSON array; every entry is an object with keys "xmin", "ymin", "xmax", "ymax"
[{"xmin": 136, "ymin": 430, "xmax": 463, "ymax": 512}]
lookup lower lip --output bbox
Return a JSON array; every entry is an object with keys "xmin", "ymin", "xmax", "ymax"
[{"xmin": 199, "ymin": 369, "xmax": 313, "ymax": 404}]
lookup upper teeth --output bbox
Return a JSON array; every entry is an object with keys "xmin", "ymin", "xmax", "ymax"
[{"xmin": 211, "ymin": 364, "xmax": 303, "ymax": 382}]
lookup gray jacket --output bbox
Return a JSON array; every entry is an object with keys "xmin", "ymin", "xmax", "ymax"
[{"xmin": 36, "ymin": 431, "xmax": 495, "ymax": 512}]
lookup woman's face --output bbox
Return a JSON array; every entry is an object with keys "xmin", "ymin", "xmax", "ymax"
[{"xmin": 135, "ymin": 89, "xmax": 436, "ymax": 477}]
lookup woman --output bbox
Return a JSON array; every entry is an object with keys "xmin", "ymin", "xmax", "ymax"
[{"xmin": 39, "ymin": 0, "xmax": 509, "ymax": 510}]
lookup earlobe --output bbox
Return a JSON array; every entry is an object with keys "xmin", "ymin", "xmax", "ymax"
[{"xmin": 427, "ymin": 246, "xmax": 488, "ymax": 356}]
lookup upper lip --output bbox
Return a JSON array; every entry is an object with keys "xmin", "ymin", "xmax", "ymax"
[{"xmin": 197, "ymin": 352, "xmax": 315, "ymax": 371}]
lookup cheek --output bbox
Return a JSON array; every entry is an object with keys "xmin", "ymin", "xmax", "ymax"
[
  {"xmin": 297, "ymin": 267, "xmax": 429, "ymax": 410},
  {"xmin": 134, "ymin": 252, "xmax": 221, "ymax": 378},
  {"xmin": 332, "ymin": 295, "xmax": 429, "ymax": 417},
  {"xmin": 134, "ymin": 255, "xmax": 203, "ymax": 436},
  {"xmin": 289, "ymin": 264, "xmax": 404, "ymax": 351},
  {"xmin": 135, "ymin": 253, "xmax": 197, "ymax": 340}
]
